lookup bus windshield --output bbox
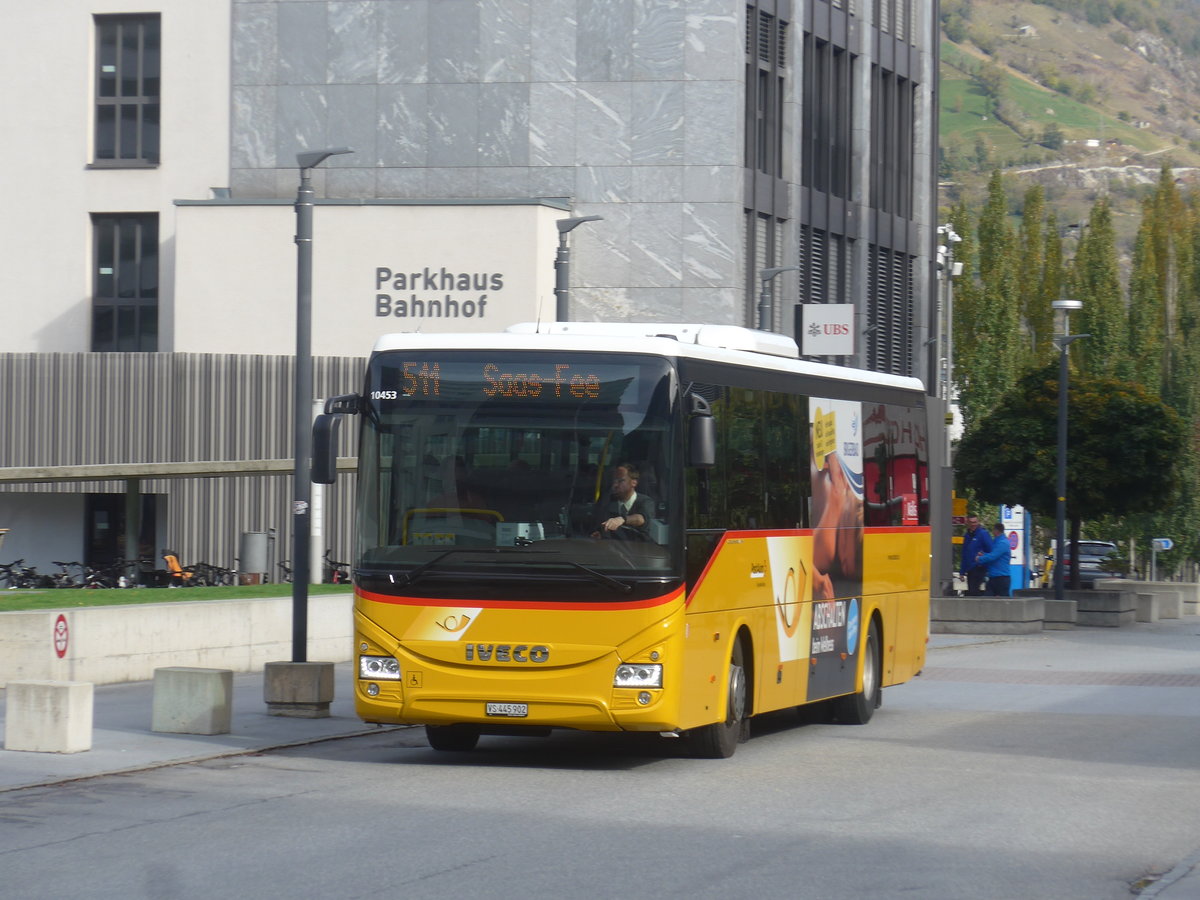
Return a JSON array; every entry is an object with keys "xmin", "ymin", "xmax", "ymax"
[{"xmin": 355, "ymin": 351, "xmax": 681, "ymax": 601}]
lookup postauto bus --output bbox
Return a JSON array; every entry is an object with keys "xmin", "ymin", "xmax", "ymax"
[{"xmin": 312, "ymin": 323, "xmax": 931, "ymax": 757}]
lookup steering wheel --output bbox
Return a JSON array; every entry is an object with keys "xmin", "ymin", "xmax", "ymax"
[{"xmin": 601, "ymin": 523, "xmax": 652, "ymax": 543}]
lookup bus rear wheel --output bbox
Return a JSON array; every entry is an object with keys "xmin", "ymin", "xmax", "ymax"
[
  {"xmin": 426, "ymin": 724, "xmax": 480, "ymax": 752},
  {"xmin": 832, "ymin": 618, "xmax": 881, "ymax": 725},
  {"xmin": 690, "ymin": 639, "xmax": 749, "ymax": 759}
]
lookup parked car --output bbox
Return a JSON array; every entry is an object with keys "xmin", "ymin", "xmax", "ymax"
[{"xmin": 1063, "ymin": 540, "xmax": 1121, "ymax": 587}]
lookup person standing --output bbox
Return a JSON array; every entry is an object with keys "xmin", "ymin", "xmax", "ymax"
[
  {"xmin": 976, "ymin": 523, "xmax": 1012, "ymax": 597},
  {"xmin": 959, "ymin": 514, "xmax": 994, "ymax": 596}
]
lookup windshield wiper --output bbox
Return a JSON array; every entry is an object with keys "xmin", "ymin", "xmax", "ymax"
[
  {"xmin": 562, "ymin": 560, "xmax": 634, "ymax": 594},
  {"xmin": 395, "ymin": 548, "xmax": 473, "ymax": 587}
]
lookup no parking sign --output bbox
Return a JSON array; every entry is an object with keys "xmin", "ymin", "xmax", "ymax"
[
  {"xmin": 53, "ymin": 614, "xmax": 68, "ymax": 659},
  {"xmin": 1001, "ymin": 506, "xmax": 1025, "ymax": 565}
]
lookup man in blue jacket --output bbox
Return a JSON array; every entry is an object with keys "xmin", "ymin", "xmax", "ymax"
[
  {"xmin": 976, "ymin": 523, "xmax": 1012, "ymax": 597},
  {"xmin": 959, "ymin": 514, "xmax": 993, "ymax": 596}
]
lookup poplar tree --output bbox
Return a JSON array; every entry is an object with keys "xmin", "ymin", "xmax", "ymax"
[
  {"xmin": 1126, "ymin": 211, "xmax": 1163, "ymax": 390},
  {"xmin": 1034, "ymin": 211, "xmax": 1065, "ymax": 367},
  {"xmin": 1016, "ymin": 185, "xmax": 1048, "ymax": 367},
  {"xmin": 961, "ymin": 170, "xmax": 1023, "ymax": 426},
  {"xmin": 1070, "ymin": 198, "xmax": 1125, "ymax": 378}
]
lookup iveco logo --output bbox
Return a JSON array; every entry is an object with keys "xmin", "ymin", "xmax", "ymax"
[{"xmin": 465, "ymin": 643, "xmax": 550, "ymax": 663}]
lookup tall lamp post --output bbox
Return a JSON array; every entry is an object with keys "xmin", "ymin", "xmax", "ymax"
[
  {"xmin": 758, "ymin": 265, "xmax": 801, "ymax": 332},
  {"xmin": 554, "ymin": 215, "xmax": 603, "ymax": 322},
  {"xmin": 1051, "ymin": 298, "xmax": 1088, "ymax": 602},
  {"xmin": 292, "ymin": 146, "xmax": 352, "ymax": 662}
]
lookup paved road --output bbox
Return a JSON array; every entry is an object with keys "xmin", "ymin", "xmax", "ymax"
[{"xmin": 1, "ymin": 618, "xmax": 1198, "ymax": 899}]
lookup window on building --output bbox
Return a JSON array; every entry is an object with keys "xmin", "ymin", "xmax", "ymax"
[
  {"xmin": 798, "ymin": 225, "xmax": 851, "ymax": 306},
  {"xmin": 745, "ymin": 6, "xmax": 787, "ymax": 177},
  {"xmin": 866, "ymin": 244, "xmax": 914, "ymax": 375},
  {"xmin": 744, "ymin": 3, "xmax": 791, "ymax": 325},
  {"xmin": 92, "ymin": 214, "xmax": 159, "ymax": 352},
  {"xmin": 801, "ymin": 36, "xmax": 852, "ymax": 199},
  {"xmin": 870, "ymin": 66, "xmax": 915, "ymax": 218},
  {"xmin": 94, "ymin": 14, "xmax": 160, "ymax": 166}
]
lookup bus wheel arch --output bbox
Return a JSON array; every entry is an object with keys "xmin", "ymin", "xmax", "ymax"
[
  {"xmin": 689, "ymin": 628, "xmax": 753, "ymax": 759},
  {"xmin": 832, "ymin": 612, "xmax": 882, "ymax": 725}
]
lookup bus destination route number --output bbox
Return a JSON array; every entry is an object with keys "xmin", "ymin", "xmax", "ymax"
[{"xmin": 374, "ymin": 362, "xmax": 603, "ymax": 402}]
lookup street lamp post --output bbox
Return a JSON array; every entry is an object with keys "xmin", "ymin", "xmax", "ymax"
[
  {"xmin": 936, "ymin": 225, "xmax": 963, "ymax": 461},
  {"xmin": 757, "ymin": 266, "xmax": 802, "ymax": 332},
  {"xmin": 1051, "ymin": 299, "xmax": 1088, "ymax": 603},
  {"xmin": 292, "ymin": 146, "xmax": 351, "ymax": 662},
  {"xmin": 554, "ymin": 215, "xmax": 603, "ymax": 322}
]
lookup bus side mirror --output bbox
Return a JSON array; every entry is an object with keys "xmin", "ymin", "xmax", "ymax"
[
  {"xmin": 688, "ymin": 393, "xmax": 716, "ymax": 468},
  {"xmin": 311, "ymin": 414, "xmax": 342, "ymax": 484},
  {"xmin": 311, "ymin": 393, "xmax": 360, "ymax": 485}
]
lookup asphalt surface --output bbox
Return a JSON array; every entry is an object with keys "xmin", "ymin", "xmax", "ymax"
[{"xmin": 1, "ymin": 622, "xmax": 1198, "ymax": 898}]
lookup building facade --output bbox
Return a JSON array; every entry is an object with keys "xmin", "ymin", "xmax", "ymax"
[{"xmin": 0, "ymin": 0, "xmax": 941, "ymax": 577}]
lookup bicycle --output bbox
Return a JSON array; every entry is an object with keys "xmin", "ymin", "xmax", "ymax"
[
  {"xmin": 0, "ymin": 559, "xmax": 53, "ymax": 589},
  {"xmin": 276, "ymin": 560, "xmax": 293, "ymax": 583},
  {"xmin": 323, "ymin": 550, "xmax": 351, "ymax": 585},
  {"xmin": 50, "ymin": 561, "xmax": 83, "ymax": 588}
]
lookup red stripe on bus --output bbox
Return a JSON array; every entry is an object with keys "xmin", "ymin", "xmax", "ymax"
[{"xmin": 357, "ymin": 585, "xmax": 685, "ymax": 611}]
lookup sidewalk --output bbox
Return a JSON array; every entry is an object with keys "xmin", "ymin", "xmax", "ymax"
[{"xmin": 0, "ymin": 661, "xmax": 406, "ymax": 793}]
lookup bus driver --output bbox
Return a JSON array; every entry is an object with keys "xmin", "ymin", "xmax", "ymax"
[{"xmin": 591, "ymin": 463, "xmax": 655, "ymax": 539}]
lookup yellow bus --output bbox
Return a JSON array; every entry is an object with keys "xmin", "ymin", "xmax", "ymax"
[{"xmin": 313, "ymin": 323, "xmax": 931, "ymax": 758}]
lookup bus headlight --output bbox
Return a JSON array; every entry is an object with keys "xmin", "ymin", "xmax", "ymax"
[
  {"xmin": 614, "ymin": 663, "xmax": 662, "ymax": 688},
  {"xmin": 359, "ymin": 655, "xmax": 401, "ymax": 680}
]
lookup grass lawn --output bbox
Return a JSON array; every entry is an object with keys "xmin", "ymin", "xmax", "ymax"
[{"xmin": 0, "ymin": 583, "xmax": 352, "ymax": 612}]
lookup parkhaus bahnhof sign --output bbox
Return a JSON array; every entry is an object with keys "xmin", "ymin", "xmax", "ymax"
[{"xmin": 173, "ymin": 200, "xmax": 563, "ymax": 357}]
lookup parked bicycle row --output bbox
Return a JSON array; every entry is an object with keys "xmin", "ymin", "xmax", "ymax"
[{"xmin": 1, "ymin": 549, "xmax": 350, "ymax": 589}]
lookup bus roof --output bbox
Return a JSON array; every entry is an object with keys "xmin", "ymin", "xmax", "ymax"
[{"xmin": 370, "ymin": 322, "xmax": 926, "ymax": 394}]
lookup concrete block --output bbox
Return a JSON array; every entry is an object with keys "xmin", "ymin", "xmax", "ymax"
[
  {"xmin": 1156, "ymin": 591, "xmax": 1182, "ymax": 619},
  {"xmin": 929, "ymin": 596, "xmax": 1044, "ymax": 634},
  {"xmin": 263, "ymin": 661, "xmax": 335, "ymax": 718},
  {"xmin": 1042, "ymin": 598, "xmax": 1077, "ymax": 630},
  {"xmin": 1095, "ymin": 580, "xmax": 1188, "ymax": 618},
  {"xmin": 4, "ymin": 681, "xmax": 93, "ymax": 753},
  {"xmin": 1136, "ymin": 593, "xmax": 1160, "ymax": 624},
  {"xmin": 152, "ymin": 667, "xmax": 233, "ymax": 735},
  {"xmin": 1071, "ymin": 589, "xmax": 1137, "ymax": 627}
]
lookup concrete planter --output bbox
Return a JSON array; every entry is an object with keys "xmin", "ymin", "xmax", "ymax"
[
  {"xmin": 930, "ymin": 596, "xmax": 1045, "ymax": 634},
  {"xmin": 0, "ymin": 593, "xmax": 353, "ymax": 688}
]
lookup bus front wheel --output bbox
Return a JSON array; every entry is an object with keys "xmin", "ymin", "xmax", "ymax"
[
  {"xmin": 426, "ymin": 724, "xmax": 480, "ymax": 752},
  {"xmin": 832, "ymin": 618, "xmax": 881, "ymax": 725},
  {"xmin": 690, "ymin": 639, "xmax": 749, "ymax": 759}
]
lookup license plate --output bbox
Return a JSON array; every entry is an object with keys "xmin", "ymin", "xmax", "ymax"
[{"xmin": 486, "ymin": 702, "xmax": 528, "ymax": 718}]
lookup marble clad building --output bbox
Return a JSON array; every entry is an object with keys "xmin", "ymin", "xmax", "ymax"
[{"xmin": 0, "ymin": 0, "xmax": 940, "ymax": 576}]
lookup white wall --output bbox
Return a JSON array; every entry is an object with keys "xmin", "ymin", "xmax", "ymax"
[
  {"xmin": 0, "ymin": 0, "xmax": 231, "ymax": 353},
  {"xmin": 0, "ymin": 593, "xmax": 353, "ymax": 687},
  {"xmin": 173, "ymin": 201, "xmax": 562, "ymax": 356},
  {"xmin": 0, "ymin": 494, "xmax": 87, "ymax": 576}
]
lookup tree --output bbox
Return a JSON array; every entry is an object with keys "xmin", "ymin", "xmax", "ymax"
[
  {"xmin": 955, "ymin": 363, "xmax": 1187, "ymax": 540},
  {"xmin": 1017, "ymin": 185, "xmax": 1049, "ymax": 367},
  {"xmin": 1126, "ymin": 211, "xmax": 1163, "ymax": 389},
  {"xmin": 961, "ymin": 171, "xmax": 1024, "ymax": 424},
  {"xmin": 1070, "ymin": 198, "xmax": 1125, "ymax": 378},
  {"xmin": 1033, "ymin": 210, "xmax": 1065, "ymax": 366}
]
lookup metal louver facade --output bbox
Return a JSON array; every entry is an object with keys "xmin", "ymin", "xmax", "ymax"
[{"xmin": 0, "ymin": 353, "xmax": 364, "ymax": 571}]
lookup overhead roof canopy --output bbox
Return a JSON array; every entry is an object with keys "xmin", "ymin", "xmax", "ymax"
[{"xmin": 0, "ymin": 458, "xmax": 357, "ymax": 485}]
